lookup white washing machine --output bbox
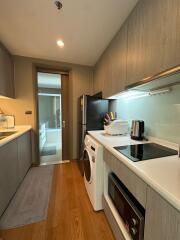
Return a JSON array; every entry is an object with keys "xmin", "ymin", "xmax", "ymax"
[{"xmin": 83, "ymin": 134, "xmax": 104, "ymax": 211}]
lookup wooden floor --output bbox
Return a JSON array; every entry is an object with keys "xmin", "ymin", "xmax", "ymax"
[{"xmin": 0, "ymin": 161, "xmax": 115, "ymax": 240}]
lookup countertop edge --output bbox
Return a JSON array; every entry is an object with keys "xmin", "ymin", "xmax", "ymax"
[{"xmin": 0, "ymin": 125, "xmax": 32, "ymax": 147}]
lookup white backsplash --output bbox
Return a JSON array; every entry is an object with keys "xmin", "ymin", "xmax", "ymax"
[{"xmin": 110, "ymin": 85, "xmax": 180, "ymax": 144}]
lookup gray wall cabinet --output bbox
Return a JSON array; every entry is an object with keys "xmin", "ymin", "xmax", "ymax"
[
  {"xmin": 93, "ymin": 49, "xmax": 111, "ymax": 97},
  {"xmin": 126, "ymin": 0, "xmax": 180, "ymax": 86},
  {"xmin": 111, "ymin": 22, "xmax": 127, "ymax": 96},
  {"xmin": 93, "ymin": 22, "xmax": 127, "ymax": 98},
  {"xmin": 0, "ymin": 43, "xmax": 14, "ymax": 98},
  {"xmin": 93, "ymin": 0, "xmax": 180, "ymax": 97},
  {"xmin": 0, "ymin": 131, "xmax": 32, "ymax": 217}
]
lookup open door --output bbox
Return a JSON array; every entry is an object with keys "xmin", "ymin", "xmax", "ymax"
[
  {"xmin": 36, "ymin": 70, "xmax": 70, "ymax": 165},
  {"xmin": 61, "ymin": 74, "xmax": 70, "ymax": 160}
]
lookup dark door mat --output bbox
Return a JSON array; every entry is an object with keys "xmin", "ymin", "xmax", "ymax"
[{"xmin": 41, "ymin": 146, "xmax": 56, "ymax": 156}]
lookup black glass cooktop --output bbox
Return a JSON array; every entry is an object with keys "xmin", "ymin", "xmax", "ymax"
[{"xmin": 114, "ymin": 143, "xmax": 178, "ymax": 162}]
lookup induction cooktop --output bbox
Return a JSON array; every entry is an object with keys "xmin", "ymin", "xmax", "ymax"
[{"xmin": 114, "ymin": 143, "xmax": 178, "ymax": 162}]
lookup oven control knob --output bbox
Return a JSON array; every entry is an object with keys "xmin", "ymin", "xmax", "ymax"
[
  {"xmin": 131, "ymin": 227, "xmax": 137, "ymax": 236},
  {"xmin": 131, "ymin": 218, "xmax": 138, "ymax": 226}
]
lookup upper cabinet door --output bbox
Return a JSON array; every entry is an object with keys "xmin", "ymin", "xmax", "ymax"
[
  {"xmin": 111, "ymin": 22, "xmax": 127, "ymax": 96},
  {"xmin": 93, "ymin": 22, "xmax": 127, "ymax": 98},
  {"xmin": 102, "ymin": 48, "xmax": 113, "ymax": 98},
  {"xmin": 93, "ymin": 49, "xmax": 112, "ymax": 98},
  {"xmin": 93, "ymin": 59, "xmax": 104, "ymax": 95},
  {"xmin": 126, "ymin": 0, "xmax": 180, "ymax": 86},
  {"xmin": 0, "ymin": 43, "xmax": 14, "ymax": 98}
]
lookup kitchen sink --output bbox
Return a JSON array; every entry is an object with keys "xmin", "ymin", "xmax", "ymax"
[{"xmin": 0, "ymin": 131, "xmax": 17, "ymax": 140}]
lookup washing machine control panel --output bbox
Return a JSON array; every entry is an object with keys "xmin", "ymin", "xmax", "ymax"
[{"xmin": 85, "ymin": 135, "xmax": 98, "ymax": 154}]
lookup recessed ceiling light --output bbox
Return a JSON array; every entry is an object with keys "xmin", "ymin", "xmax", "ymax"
[
  {"xmin": 57, "ymin": 40, "xmax": 64, "ymax": 48},
  {"xmin": 54, "ymin": 1, "xmax": 63, "ymax": 10}
]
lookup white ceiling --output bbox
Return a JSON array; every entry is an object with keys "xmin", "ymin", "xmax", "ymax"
[
  {"xmin": 0, "ymin": 0, "xmax": 138, "ymax": 66},
  {"xmin": 38, "ymin": 72, "xmax": 61, "ymax": 88}
]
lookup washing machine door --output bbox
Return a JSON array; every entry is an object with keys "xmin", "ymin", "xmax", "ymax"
[{"xmin": 83, "ymin": 149, "xmax": 92, "ymax": 183}]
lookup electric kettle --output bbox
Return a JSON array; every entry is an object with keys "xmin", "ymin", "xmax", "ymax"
[{"xmin": 131, "ymin": 120, "xmax": 144, "ymax": 140}]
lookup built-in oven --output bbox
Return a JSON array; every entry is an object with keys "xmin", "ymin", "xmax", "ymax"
[{"xmin": 108, "ymin": 173, "xmax": 145, "ymax": 240}]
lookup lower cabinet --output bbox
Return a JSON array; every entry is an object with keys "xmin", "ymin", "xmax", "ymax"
[
  {"xmin": 144, "ymin": 187, "xmax": 180, "ymax": 240},
  {"xmin": 17, "ymin": 131, "xmax": 32, "ymax": 183},
  {"xmin": 0, "ymin": 130, "xmax": 32, "ymax": 217},
  {"xmin": 0, "ymin": 140, "xmax": 18, "ymax": 216},
  {"xmin": 103, "ymin": 148, "xmax": 180, "ymax": 240}
]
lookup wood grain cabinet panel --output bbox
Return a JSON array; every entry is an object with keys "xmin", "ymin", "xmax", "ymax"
[
  {"xmin": 94, "ymin": 0, "xmax": 180, "ymax": 94},
  {"xmin": 0, "ymin": 131, "xmax": 32, "ymax": 217},
  {"xmin": 101, "ymin": 48, "xmax": 113, "ymax": 98},
  {"xmin": 93, "ymin": 22, "xmax": 127, "ymax": 98},
  {"xmin": 0, "ymin": 140, "xmax": 18, "ymax": 216},
  {"xmin": 104, "ymin": 148, "xmax": 147, "ymax": 207},
  {"xmin": 126, "ymin": 0, "xmax": 180, "ymax": 86},
  {"xmin": 93, "ymin": 60, "xmax": 104, "ymax": 95},
  {"xmin": 144, "ymin": 187, "xmax": 180, "ymax": 240},
  {"xmin": 17, "ymin": 131, "xmax": 32, "ymax": 182},
  {"xmin": 94, "ymin": 55, "xmax": 103, "ymax": 96},
  {"xmin": 94, "ymin": 48, "xmax": 112, "ymax": 98},
  {"xmin": 0, "ymin": 43, "xmax": 14, "ymax": 98},
  {"xmin": 110, "ymin": 22, "xmax": 127, "ymax": 96}
]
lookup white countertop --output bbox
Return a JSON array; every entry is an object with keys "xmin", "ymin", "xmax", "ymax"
[
  {"xmin": 88, "ymin": 130, "xmax": 180, "ymax": 212},
  {"xmin": 0, "ymin": 125, "xmax": 32, "ymax": 147}
]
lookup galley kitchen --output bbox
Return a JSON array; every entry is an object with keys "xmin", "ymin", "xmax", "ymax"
[{"xmin": 0, "ymin": 0, "xmax": 180, "ymax": 240}]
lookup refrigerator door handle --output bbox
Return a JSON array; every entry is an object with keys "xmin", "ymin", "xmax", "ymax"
[
  {"xmin": 62, "ymin": 120, "xmax": 66, "ymax": 128},
  {"xmin": 81, "ymin": 95, "xmax": 87, "ymax": 125}
]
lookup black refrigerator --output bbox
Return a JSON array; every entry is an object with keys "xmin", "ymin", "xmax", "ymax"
[{"xmin": 78, "ymin": 95, "xmax": 109, "ymax": 175}]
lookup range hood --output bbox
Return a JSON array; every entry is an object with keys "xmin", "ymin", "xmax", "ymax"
[{"xmin": 126, "ymin": 65, "xmax": 180, "ymax": 92}]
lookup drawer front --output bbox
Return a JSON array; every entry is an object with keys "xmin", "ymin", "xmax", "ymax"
[
  {"xmin": 104, "ymin": 148, "xmax": 147, "ymax": 207},
  {"xmin": 103, "ymin": 196, "xmax": 126, "ymax": 240}
]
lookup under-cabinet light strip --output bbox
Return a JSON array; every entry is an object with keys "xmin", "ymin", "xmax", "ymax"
[
  {"xmin": 149, "ymin": 88, "xmax": 170, "ymax": 96},
  {"xmin": 38, "ymin": 93, "xmax": 61, "ymax": 97},
  {"xmin": 108, "ymin": 88, "xmax": 171, "ymax": 100}
]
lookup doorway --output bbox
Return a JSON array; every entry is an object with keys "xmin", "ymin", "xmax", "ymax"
[{"xmin": 37, "ymin": 72, "xmax": 63, "ymax": 165}]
